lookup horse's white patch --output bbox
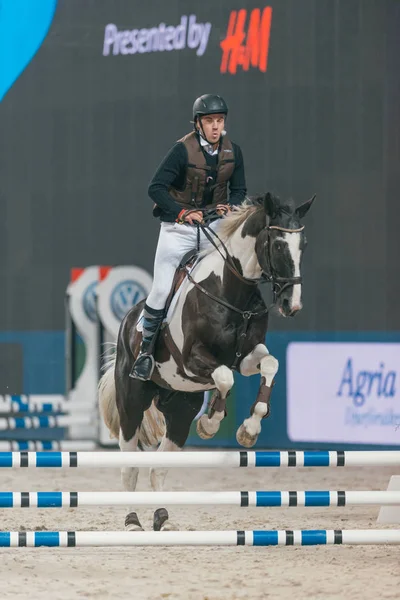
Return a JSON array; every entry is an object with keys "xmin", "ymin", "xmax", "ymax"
[
  {"xmin": 211, "ymin": 365, "xmax": 234, "ymax": 397},
  {"xmin": 284, "ymin": 231, "xmax": 302, "ymax": 310},
  {"xmin": 229, "ymin": 224, "xmax": 262, "ymax": 280},
  {"xmin": 156, "ymin": 357, "xmax": 214, "ymax": 392},
  {"xmin": 240, "ymin": 344, "xmax": 269, "ymax": 376},
  {"xmin": 260, "ymin": 353, "xmax": 279, "ymax": 387}
]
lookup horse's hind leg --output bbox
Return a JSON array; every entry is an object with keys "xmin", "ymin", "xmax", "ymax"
[
  {"xmin": 149, "ymin": 390, "xmax": 204, "ymax": 531},
  {"xmin": 116, "ymin": 376, "xmax": 159, "ymax": 531},
  {"xmin": 119, "ymin": 429, "xmax": 142, "ymax": 531},
  {"xmin": 236, "ymin": 344, "xmax": 279, "ymax": 448},
  {"xmin": 197, "ymin": 365, "xmax": 234, "ymax": 440}
]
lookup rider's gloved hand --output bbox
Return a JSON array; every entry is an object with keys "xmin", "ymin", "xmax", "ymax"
[
  {"xmin": 176, "ymin": 209, "xmax": 204, "ymax": 225},
  {"xmin": 216, "ymin": 204, "xmax": 230, "ymax": 216}
]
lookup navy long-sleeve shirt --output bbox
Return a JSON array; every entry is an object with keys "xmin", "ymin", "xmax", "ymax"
[{"xmin": 148, "ymin": 138, "xmax": 247, "ymax": 222}]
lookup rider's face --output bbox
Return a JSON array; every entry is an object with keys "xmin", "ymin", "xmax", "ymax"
[{"xmin": 198, "ymin": 114, "xmax": 225, "ymax": 145}]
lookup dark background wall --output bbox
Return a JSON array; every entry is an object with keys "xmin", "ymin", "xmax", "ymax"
[{"xmin": 0, "ymin": 0, "xmax": 399, "ymax": 392}]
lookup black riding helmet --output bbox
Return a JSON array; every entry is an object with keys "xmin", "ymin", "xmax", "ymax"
[
  {"xmin": 192, "ymin": 94, "xmax": 228, "ymax": 145},
  {"xmin": 192, "ymin": 94, "xmax": 228, "ymax": 121}
]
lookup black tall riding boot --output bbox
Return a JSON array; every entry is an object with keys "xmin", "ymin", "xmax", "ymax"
[{"xmin": 129, "ymin": 305, "xmax": 164, "ymax": 381}]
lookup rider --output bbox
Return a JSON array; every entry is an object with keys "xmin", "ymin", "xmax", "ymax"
[{"xmin": 130, "ymin": 94, "xmax": 247, "ymax": 381}]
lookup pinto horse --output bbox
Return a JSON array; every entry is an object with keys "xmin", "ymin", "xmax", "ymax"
[{"xmin": 98, "ymin": 192, "xmax": 315, "ymax": 531}]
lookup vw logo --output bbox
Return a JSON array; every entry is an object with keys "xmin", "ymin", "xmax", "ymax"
[
  {"xmin": 82, "ymin": 281, "xmax": 97, "ymax": 323},
  {"xmin": 110, "ymin": 280, "xmax": 147, "ymax": 321}
]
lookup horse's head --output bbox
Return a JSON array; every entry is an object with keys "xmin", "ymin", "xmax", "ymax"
[
  {"xmin": 253, "ymin": 192, "xmax": 315, "ymax": 317},
  {"xmin": 233, "ymin": 192, "xmax": 314, "ymax": 316}
]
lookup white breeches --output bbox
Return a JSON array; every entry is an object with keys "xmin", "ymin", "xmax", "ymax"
[{"xmin": 146, "ymin": 220, "xmax": 222, "ymax": 311}]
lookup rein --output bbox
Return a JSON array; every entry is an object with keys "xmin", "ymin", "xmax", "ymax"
[{"xmin": 198, "ymin": 219, "xmax": 258, "ymax": 286}]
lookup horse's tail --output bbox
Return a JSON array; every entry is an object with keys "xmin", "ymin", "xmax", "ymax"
[
  {"xmin": 98, "ymin": 355, "xmax": 166, "ymax": 448},
  {"xmin": 98, "ymin": 356, "xmax": 120, "ymax": 440}
]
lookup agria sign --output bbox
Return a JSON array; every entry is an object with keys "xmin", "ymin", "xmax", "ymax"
[{"xmin": 103, "ymin": 15, "xmax": 211, "ymax": 57}]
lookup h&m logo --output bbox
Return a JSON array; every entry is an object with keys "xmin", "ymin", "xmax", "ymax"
[{"xmin": 220, "ymin": 6, "xmax": 272, "ymax": 75}]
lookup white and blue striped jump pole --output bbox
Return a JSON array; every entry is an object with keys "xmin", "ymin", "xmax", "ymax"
[
  {"xmin": 0, "ymin": 395, "xmax": 83, "ymax": 414},
  {"xmin": 2, "ymin": 490, "xmax": 400, "ymax": 508},
  {"xmin": 0, "ymin": 415, "xmax": 91, "ymax": 430},
  {"xmin": 2, "ymin": 450, "xmax": 400, "ymax": 468},
  {"xmin": 1, "ymin": 529, "xmax": 400, "ymax": 547},
  {"xmin": 0, "ymin": 441, "xmax": 96, "ymax": 452}
]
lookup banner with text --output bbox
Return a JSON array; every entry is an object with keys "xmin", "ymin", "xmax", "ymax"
[{"xmin": 287, "ymin": 342, "xmax": 400, "ymax": 445}]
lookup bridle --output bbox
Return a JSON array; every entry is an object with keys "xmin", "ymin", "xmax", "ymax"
[
  {"xmin": 259, "ymin": 224, "xmax": 305, "ymax": 304},
  {"xmin": 183, "ymin": 209, "xmax": 305, "ymax": 369}
]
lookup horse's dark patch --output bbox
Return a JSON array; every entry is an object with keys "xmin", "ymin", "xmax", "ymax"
[
  {"xmin": 181, "ymin": 268, "xmax": 269, "ymax": 379},
  {"xmin": 230, "ymin": 256, "xmax": 244, "ymax": 277},
  {"xmin": 241, "ymin": 207, "xmax": 265, "ymax": 238}
]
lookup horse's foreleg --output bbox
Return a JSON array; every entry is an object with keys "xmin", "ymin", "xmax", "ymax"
[
  {"xmin": 150, "ymin": 391, "xmax": 203, "ymax": 531},
  {"xmin": 236, "ymin": 345, "xmax": 278, "ymax": 448},
  {"xmin": 197, "ymin": 365, "xmax": 234, "ymax": 440}
]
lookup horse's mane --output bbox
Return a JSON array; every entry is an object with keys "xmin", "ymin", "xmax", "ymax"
[
  {"xmin": 218, "ymin": 193, "xmax": 296, "ymax": 240},
  {"xmin": 218, "ymin": 196, "xmax": 263, "ymax": 239}
]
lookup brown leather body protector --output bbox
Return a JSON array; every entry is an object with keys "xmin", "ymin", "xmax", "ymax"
[{"xmin": 169, "ymin": 131, "xmax": 235, "ymax": 210}]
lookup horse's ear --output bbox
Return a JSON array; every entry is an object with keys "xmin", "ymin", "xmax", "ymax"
[
  {"xmin": 264, "ymin": 192, "xmax": 279, "ymax": 219},
  {"xmin": 295, "ymin": 194, "xmax": 316, "ymax": 219}
]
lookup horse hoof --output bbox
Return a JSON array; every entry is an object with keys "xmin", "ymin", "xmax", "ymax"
[
  {"xmin": 125, "ymin": 512, "xmax": 144, "ymax": 531},
  {"xmin": 153, "ymin": 508, "xmax": 169, "ymax": 531},
  {"xmin": 153, "ymin": 508, "xmax": 178, "ymax": 531},
  {"xmin": 236, "ymin": 424, "xmax": 258, "ymax": 448},
  {"xmin": 196, "ymin": 415, "xmax": 217, "ymax": 440}
]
